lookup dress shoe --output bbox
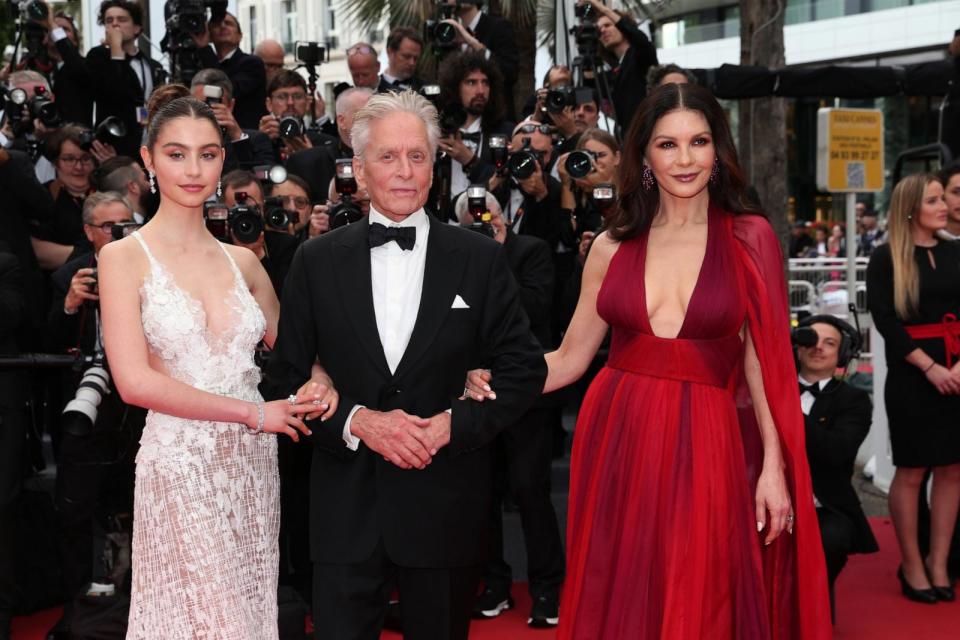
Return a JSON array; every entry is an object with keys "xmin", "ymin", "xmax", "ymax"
[
  {"xmin": 473, "ymin": 586, "xmax": 513, "ymax": 619},
  {"xmin": 898, "ymin": 566, "xmax": 938, "ymax": 604}
]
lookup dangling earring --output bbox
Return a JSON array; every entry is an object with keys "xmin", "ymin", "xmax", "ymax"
[
  {"xmin": 642, "ymin": 165, "xmax": 656, "ymax": 190},
  {"xmin": 148, "ymin": 170, "xmax": 157, "ymax": 194},
  {"xmin": 217, "ymin": 180, "xmax": 222, "ymax": 198},
  {"xmin": 709, "ymin": 158, "xmax": 720, "ymax": 184}
]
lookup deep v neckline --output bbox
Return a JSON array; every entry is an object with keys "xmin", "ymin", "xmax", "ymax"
[
  {"xmin": 640, "ymin": 210, "xmax": 712, "ymax": 340},
  {"xmin": 135, "ymin": 232, "xmax": 249, "ymax": 344}
]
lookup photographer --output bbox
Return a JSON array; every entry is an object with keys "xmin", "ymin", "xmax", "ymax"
[
  {"xmin": 794, "ymin": 316, "xmax": 878, "ymax": 616},
  {"xmin": 267, "ymin": 174, "xmax": 314, "ymax": 239},
  {"xmin": 307, "ymin": 172, "xmax": 372, "ymax": 239},
  {"xmin": 94, "ymin": 155, "xmax": 153, "ymax": 222},
  {"xmin": 258, "ymin": 70, "xmax": 332, "ymax": 161},
  {"xmin": 2, "ymin": 70, "xmax": 62, "ymax": 183},
  {"xmin": 285, "ymin": 86, "xmax": 372, "ymax": 204},
  {"xmin": 254, "ymin": 39, "xmax": 286, "ymax": 85},
  {"xmin": 545, "ymin": 87, "xmax": 603, "ymax": 170},
  {"xmin": 34, "ymin": 7, "xmax": 94, "ymax": 128},
  {"xmin": 190, "ymin": 68, "xmax": 274, "ymax": 172},
  {"xmin": 193, "ymin": 10, "xmax": 268, "ymax": 129},
  {"xmin": 45, "ymin": 191, "xmax": 145, "ymax": 639},
  {"xmin": 221, "ymin": 169, "xmax": 298, "ymax": 298},
  {"xmin": 436, "ymin": 51, "xmax": 513, "ymax": 214},
  {"xmin": 452, "ymin": 190, "xmax": 564, "ymax": 627},
  {"xmin": 439, "ymin": 1, "xmax": 518, "ymax": 118},
  {"xmin": 490, "ymin": 119, "xmax": 562, "ymax": 249},
  {"xmin": 646, "ymin": 63, "xmax": 695, "ymax": 93},
  {"xmin": 346, "ymin": 42, "xmax": 381, "ymax": 90},
  {"xmin": 580, "ymin": 0, "xmax": 658, "ymax": 133},
  {"xmin": 378, "ymin": 27, "xmax": 424, "ymax": 93},
  {"xmin": 85, "ymin": 0, "xmax": 166, "ymax": 158},
  {"xmin": 555, "ymin": 127, "xmax": 620, "ymax": 238}
]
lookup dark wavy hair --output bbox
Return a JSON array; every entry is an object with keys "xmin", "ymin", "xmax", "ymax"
[
  {"xmin": 97, "ymin": 0, "xmax": 143, "ymax": 27},
  {"xmin": 438, "ymin": 50, "xmax": 505, "ymax": 128},
  {"xmin": 610, "ymin": 83, "xmax": 756, "ymax": 241}
]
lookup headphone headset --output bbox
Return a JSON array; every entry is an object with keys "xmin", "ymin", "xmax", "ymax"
[{"xmin": 795, "ymin": 314, "xmax": 861, "ymax": 369}]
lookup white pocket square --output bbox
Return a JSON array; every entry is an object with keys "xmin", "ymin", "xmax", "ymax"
[{"xmin": 451, "ymin": 294, "xmax": 470, "ymax": 309}]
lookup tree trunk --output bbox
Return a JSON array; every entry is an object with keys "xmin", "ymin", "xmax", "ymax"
[{"xmin": 739, "ymin": 1, "xmax": 788, "ymax": 248}]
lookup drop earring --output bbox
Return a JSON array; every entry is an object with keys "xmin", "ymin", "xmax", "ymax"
[
  {"xmin": 642, "ymin": 165, "xmax": 656, "ymax": 190},
  {"xmin": 217, "ymin": 180, "xmax": 222, "ymax": 198},
  {"xmin": 148, "ymin": 170, "xmax": 156, "ymax": 194},
  {"xmin": 709, "ymin": 158, "xmax": 720, "ymax": 183}
]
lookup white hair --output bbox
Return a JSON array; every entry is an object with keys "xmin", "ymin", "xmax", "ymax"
[
  {"xmin": 350, "ymin": 90, "xmax": 440, "ymax": 162},
  {"xmin": 454, "ymin": 189, "xmax": 501, "ymax": 225},
  {"xmin": 335, "ymin": 86, "xmax": 375, "ymax": 117},
  {"xmin": 9, "ymin": 70, "xmax": 51, "ymax": 94},
  {"xmin": 81, "ymin": 191, "xmax": 132, "ymax": 225}
]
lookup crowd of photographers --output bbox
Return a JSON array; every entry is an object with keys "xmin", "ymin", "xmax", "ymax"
[{"xmin": 0, "ymin": 0, "xmax": 671, "ymax": 636}]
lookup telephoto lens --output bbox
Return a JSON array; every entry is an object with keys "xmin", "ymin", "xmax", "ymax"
[
  {"xmin": 565, "ymin": 150, "xmax": 597, "ymax": 180},
  {"xmin": 278, "ymin": 116, "xmax": 303, "ymax": 138},
  {"xmin": 62, "ymin": 356, "xmax": 111, "ymax": 436},
  {"xmin": 507, "ymin": 138, "xmax": 544, "ymax": 181},
  {"xmin": 229, "ymin": 205, "xmax": 265, "ymax": 244}
]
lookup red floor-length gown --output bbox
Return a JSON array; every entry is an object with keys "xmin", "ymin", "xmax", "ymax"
[{"xmin": 559, "ymin": 208, "xmax": 832, "ymax": 639}]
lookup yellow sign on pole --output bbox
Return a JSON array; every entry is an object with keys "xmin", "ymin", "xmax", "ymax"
[{"xmin": 816, "ymin": 108, "xmax": 884, "ymax": 193}]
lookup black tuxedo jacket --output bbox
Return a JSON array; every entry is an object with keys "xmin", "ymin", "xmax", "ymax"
[
  {"xmin": 804, "ymin": 378, "xmax": 879, "ymax": 555},
  {"xmin": 609, "ymin": 17, "xmax": 658, "ymax": 133},
  {"xmin": 223, "ymin": 128, "xmax": 274, "ymax": 172},
  {"xmin": 198, "ymin": 47, "xmax": 268, "ymax": 129},
  {"xmin": 85, "ymin": 45, "xmax": 167, "ymax": 158},
  {"xmin": 376, "ymin": 75, "xmax": 422, "ymax": 94},
  {"xmin": 51, "ymin": 38, "xmax": 94, "ymax": 127},
  {"xmin": 494, "ymin": 177, "xmax": 563, "ymax": 250},
  {"xmin": 502, "ymin": 232, "xmax": 552, "ymax": 350},
  {"xmin": 46, "ymin": 252, "xmax": 96, "ymax": 354},
  {"xmin": 0, "ymin": 248, "xmax": 26, "ymax": 408},
  {"xmin": 265, "ymin": 216, "xmax": 547, "ymax": 567},
  {"xmin": 473, "ymin": 13, "xmax": 518, "ymax": 118},
  {"xmin": 285, "ymin": 135, "xmax": 344, "ymax": 202}
]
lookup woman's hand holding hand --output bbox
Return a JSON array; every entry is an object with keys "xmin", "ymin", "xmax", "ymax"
[
  {"xmin": 925, "ymin": 363, "xmax": 960, "ymax": 395},
  {"xmin": 461, "ymin": 369, "xmax": 495, "ymax": 401},
  {"xmin": 755, "ymin": 463, "xmax": 793, "ymax": 545},
  {"xmin": 254, "ymin": 399, "xmax": 315, "ymax": 441},
  {"xmin": 294, "ymin": 378, "xmax": 339, "ymax": 421}
]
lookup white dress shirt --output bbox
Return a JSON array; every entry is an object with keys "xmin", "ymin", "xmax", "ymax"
[
  {"xmin": 342, "ymin": 206, "xmax": 432, "ymax": 449},
  {"xmin": 450, "ymin": 117, "xmax": 482, "ymax": 197},
  {"xmin": 798, "ymin": 375, "xmax": 830, "ymax": 416}
]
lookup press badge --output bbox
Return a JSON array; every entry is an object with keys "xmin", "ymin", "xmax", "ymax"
[{"xmin": 136, "ymin": 106, "xmax": 148, "ymax": 125}]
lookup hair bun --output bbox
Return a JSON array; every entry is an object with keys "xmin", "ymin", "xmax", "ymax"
[{"xmin": 146, "ymin": 83, "xmax": 190, "ymax": 126}]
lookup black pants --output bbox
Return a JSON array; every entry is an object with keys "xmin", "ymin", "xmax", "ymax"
[
  {"xmin": 482, "ymin": 406, "xmax": 565, "ymax": 598},
  {"xmin": 817, "ymin": 507, "xmax": 856, "ymax": 622},
  {"xmin": 0, "ymin": 406, "xmax": 27, "ymax": 628},
  {"xmin": 313, "ymin": 540, "xmax": 479, "ymax": 640},
  {"xmin": 278, "ymin": 437, "xmax": 312, "ymax": 599}
]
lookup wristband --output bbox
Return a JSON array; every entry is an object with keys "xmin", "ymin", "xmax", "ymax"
[{"xmin": 923, "ymin": 361, "xmax": 936, "ymax": 373}]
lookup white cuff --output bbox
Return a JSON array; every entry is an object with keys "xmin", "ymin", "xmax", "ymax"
[
  {"xmin": 483, "ymin": 48, "xmax": 491, "ymax": 61},
  {"xmin": 51, "ymin": 27, "xmax": 68, "ymax": 43},
  {"xmin": 63, "ymin": 304, "xmax": 79, "ymax": 316},
  {"xmin": 343, "ymin": 404, "xmax": 364, "ymax": 450},
  {"xmin": 0, "ymin": 130, "xmax": 10, "ymax": 149}
]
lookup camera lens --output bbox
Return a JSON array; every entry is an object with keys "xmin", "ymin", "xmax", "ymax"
[
  {"xmin": 231, "ymin": 209, "xmax": 264, "ymax": 244},
  {"xmin": 508, "ymin": 151, "xmax": 537, "ymax": 181},
  {"xmin": 565, "ymin": 151, "xmax": 595, "ymax": 180},
  {"xmin": 278, "ymin": 117, "xmax": 302, "ymax": 138},
  {"xmin": 435, "ymin": 22, "xmax": 457, "ymax": 45}
]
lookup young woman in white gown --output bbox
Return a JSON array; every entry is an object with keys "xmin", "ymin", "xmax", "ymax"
[{"xmin": 98, "ymin": 90, "xmax": 336, "ymax": 639}]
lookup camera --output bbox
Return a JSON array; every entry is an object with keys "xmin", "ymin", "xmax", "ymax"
[
  {"xmin": 79, "ymin": 116, "xmax": 127, "ymax": 151},
  {"xmin": 203, "ymin": 200, "xmax": 264, "ymax": 244},
  {"xmin": 329, "ymin": 159, "xmax": 364, "ymax": 229},
  {"xmin": 278, "ymin": 116, "xmax": 304, "ymax": 138},
  {"xmin": 423, "ymin": 2, "xmax": 459, "ymax": 53},
  {"xmin": 1, "ymin": 86, "xmax": 28, "ymax": 134},
  {"xmin": 438, "ymin": 102, "xmax": 467, "ymax": 137},
  {"xmin": 202, "ymin": 84, "xmax": 223, "ymax": 105},
  {"xmin": 569, "ymin": 3, "xmax": 600, "ymax": 51},
  {"xmin": 295, "ymin": 41, "xmax": 328, "ymax": 66},
  {"xmin": 420, "ymin": 84, "xmax": 442, "ymax": 104},
  {"xmin": 463, "ymin": 184, "xmax": 494, "ymax": 238},
  {"xmin": 507, "ymin": 137, "xmax": 545, "ymax": 181},
  {"xmin": 565, "ymin": 149, "xmax": 597, "ymax": 179},
  {"xmin": 62, "ymin": 353, "xmax": 111, "ymax": 436},
  {"xmin": 489, "ymin": 134, "xmax": 508, "ymax": 175},
  {"xmin": 111, "ymin": 222, "xmax": 142, "ymax": 241},
  {"xmin": 546, "ymin": 86, "xmax": 576, "ymax": 114},
  {"xmin": 264, "ymin": 196, "xmax": 299, "ymax": 230},
  {"xmin": 164, "ymin": 0, "xmax": 206, "ymax": 37},
  {"xmin": 28, "ymin": 85, "xmax": 60, "ymax": 128},
  {"xmin": 591, "ymin": 183, "xmax": 617, "ymax": 215}
]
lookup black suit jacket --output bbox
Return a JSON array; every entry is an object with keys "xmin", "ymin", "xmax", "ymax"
[
  {"xmin": 223, "ymin": 128, "xmax": 275, "ymax": 172},
  {"xmin": 265, "ymin": 216, "xmax": 547, "ymax": 567},
  {"xmin": 804, "ymin": 378, "xmax": 879, "ymax": 555},
  {"xmin": 473, "ymin": 13, "xmax": 518, "ymax": 118},
  {"xmin": 377, "ymin": 75, "xmax": 422, "ymax": 94},
  {"xmin": 199, "ymin": 47, "xmax": 268, "ymax": 129},
  {"xmin": 495, "ymin": 177, "xmax": 563, "ymax": 250},
  {"xmin": 0, "ymin": 248, "xmax": 26, "ymax": 408},
  {"xmin": 46, "ymin": 252, "xmax": 96, "ymax": 353},
  {"xmin": 609, "ymin": 17, "xmax": 658, "ymax": 134},
  {"xmin": 285, "ymin": 135, "xmax": 344, "ymax": 202},
  {"xmin": 85, "ymin": 45, "xmax": 167, "ymax": 158},
  {"xmin": 51, "ymin": 38, "xmax": 94, "ymax": 127}
]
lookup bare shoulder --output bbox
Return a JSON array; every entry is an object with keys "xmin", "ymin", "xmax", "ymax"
[
  {"xmin": 97, "ymin": 235, "xmax": 149, "ymax": 282},
  {"xmin": 587, "ymin": 230, "xmax": 620, "ymax": 265},
  {"xmin": 223, "ymin": 242, "xmax": 267, "ymax": 286}
]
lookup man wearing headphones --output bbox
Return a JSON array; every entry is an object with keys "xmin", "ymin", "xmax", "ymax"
[{"xmin": 795, "ymin": 315, "xmax": 878, "ymax": 619}]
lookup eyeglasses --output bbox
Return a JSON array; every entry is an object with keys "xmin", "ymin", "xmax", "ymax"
[
  {"xmin": 278, "ymin": 195, "xmax": 309, "ymax": 209},
  {"xmin": 264, "ymin": 62, "xmax": 284, "ymax": 70},
  {"xmin": 59, "ymin": 154, "xmax": 94, "ymax": 166},
  {"xmin": 85, "ymin": 220, "xmax": 132, "ymax": 234},
  {"xmin": 347, "ymin": 45, "xmax": 376, "ymax": 57},
  {"xmin": 514, "ymin": 123, "xmax": 555, "ymax": 136},
  {"xmin": 271, "ymin": 91, "xmax": 306, "ymax": 103}
]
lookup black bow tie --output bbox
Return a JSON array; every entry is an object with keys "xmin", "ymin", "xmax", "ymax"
[
  {"xmin": 460, "ymin": 131, "xmax": 482, "ymax": 144},
  {"xmin": 390, "ymin": 78, "xmax": 409, "ymax": 89},
  {"xmin": 799, "ymin": 382, "xmax": 821, "ymax": 397},
  {"xmin": 368, "ymin": 223, "xmax": 416, "ymax": 251}
]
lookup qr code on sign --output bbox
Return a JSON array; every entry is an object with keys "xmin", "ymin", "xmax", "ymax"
[{"xmin": 847, "ymin": 162, "xmax": 865, "ymax": 189}]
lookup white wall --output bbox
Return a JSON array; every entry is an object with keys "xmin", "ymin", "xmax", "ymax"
[{"xmin": 658, "ymin": 0, "xmax": 960, "ymax": 69}]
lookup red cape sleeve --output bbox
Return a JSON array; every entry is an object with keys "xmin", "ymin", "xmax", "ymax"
[{"xmin": 731, "ymin": 213, "xmax": 833, "ymax": 640}]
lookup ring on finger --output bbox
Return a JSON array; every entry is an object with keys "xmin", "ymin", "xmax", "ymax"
[
  {"xmin": 287, "ymin": 394, "xmax": 297, "ymax": 405},
  {"xmin": 312, "ymin": 398, "xmax": 322, "ymax": 406}
]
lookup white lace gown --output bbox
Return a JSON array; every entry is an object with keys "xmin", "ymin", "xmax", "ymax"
[{"xmin": 126, "ymin": 232, "xmax": 279, "ymax": 640}]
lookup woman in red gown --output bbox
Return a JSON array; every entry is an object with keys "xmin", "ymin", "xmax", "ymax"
[{"xmin": 471, "ymin": 83, "xmax": 832, "ymax": 637}]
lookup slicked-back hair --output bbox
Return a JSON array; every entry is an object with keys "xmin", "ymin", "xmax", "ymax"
[
  {"xmin": 386, "ymin": 27, "xmax": 423, "ymax": 52},
  {"xmin": 96, "ymin": 156, "xmax": 142, "ymax": 193},
  {"xmin": 612, "ymin": 82, "xmax": 755, "ymax": 241},
  {"xmin": 191, "ymin": 68, "xmax": 235, "ymax": 102},
  {"xmin": 438, "ymin": 50, "xmax": 505, "ymax": 128},
  {"xmin": 145, "ymin": 94, "xmax": 223, "ymax": 151},
  {"xmin": 350, "ymin": 90, "xmax": 440, "ymax": 163},
  {"xmin": 82, "ymin": 190, "xmax": 132, "ymax": 225}
]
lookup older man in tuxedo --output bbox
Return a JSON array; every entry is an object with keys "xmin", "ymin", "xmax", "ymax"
[{"xmin": 267, "ymin": 90, "xmax": 546, "ymax": 640}]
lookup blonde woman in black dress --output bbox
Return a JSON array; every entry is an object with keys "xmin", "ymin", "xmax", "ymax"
[{"xmin": 867, "ymin": 172, "xmax": 960, "ymax": 603}]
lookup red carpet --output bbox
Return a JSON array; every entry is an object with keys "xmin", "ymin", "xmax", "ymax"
[{"xmin": 12, "ymin": 518, "xmax": 960, "ymax": 639}]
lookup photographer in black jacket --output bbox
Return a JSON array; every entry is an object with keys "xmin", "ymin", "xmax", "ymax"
[
  {"xmin": 579, "ymin": 0, "xmax": 657, "ymax": 134},
  {"xmin": 46, "ymin": 191, "xmax": 145, "ymax": 639},
  {"xmin": 258, "ymin": 70, "xmax": 333, "ymax": 162},
  {"xmin": 33, "ymin": 8, "xmax": 94, "ymax": 128}
]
